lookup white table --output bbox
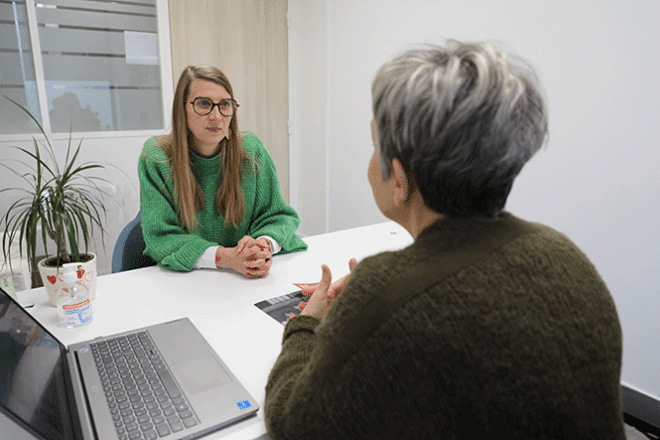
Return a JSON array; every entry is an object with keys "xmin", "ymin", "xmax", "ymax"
[{"xmin": 15, "ymin": 221, "xmax": 413, "ymax": 440}]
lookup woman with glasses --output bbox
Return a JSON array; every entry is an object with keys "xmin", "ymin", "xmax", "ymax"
[{"xmin": 138, "ymin": 65, "xmax": 307, "ymax": 277}]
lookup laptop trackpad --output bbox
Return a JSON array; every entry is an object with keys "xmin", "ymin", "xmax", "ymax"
[{"xmin": 174, "ymin": 356, "xmax": 231, "ymax": 395}]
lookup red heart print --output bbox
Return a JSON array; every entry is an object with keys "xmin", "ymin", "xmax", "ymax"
[
  {"xmin": 47, "ymin": 275, "xmax": 57, "ymax": 284},
  {"xmin": 77, "ymin": 269, "xmax": 85, "ymax": 279}
]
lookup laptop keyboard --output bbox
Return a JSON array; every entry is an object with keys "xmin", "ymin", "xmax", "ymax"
[{"xmin": 90, "ymin": 331, "xmax": 198, "ymax": 440}]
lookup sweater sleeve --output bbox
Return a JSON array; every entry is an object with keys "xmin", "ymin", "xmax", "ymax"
[
  {"xmin": 264, "ymin": 257, "xmax": 395, "ymax": 440},
  {"xmin": 265, "ymin": 316, "xmax": 325, "ymax": 440},
  {"xmin": 244, "ymin": 133, "xmax": 307, "ymax": 254},
  {"xmin": 138, "ymin": 137, "xmax": 216, "ymax": 271}
]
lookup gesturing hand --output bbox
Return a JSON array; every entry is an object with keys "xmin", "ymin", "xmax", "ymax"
[
  {"xmin": 215, "ymin": 236, "xmax": 273, "ymax": 278},
  {"xmin": 300, "ymin": 258, "xmax": 358, "ymax": 321}
]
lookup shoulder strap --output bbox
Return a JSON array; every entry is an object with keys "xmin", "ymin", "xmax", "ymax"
[
  {"xmin": 386, "ymin": 216, "xmax": 536, "ymax": 302},
  {"xmin": 347, "ymin": 217, "xmax": 537, "ymax": 342},
  {"xmin": 316, "ymin": 216, "xmax": 537, "ymax": 378}
]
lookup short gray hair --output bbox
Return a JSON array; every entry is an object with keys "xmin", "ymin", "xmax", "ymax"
[{"xmin": 372, "ymin": 41, "xmax": 548, "ymax": 218}]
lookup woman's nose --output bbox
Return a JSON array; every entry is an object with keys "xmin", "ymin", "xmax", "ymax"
[{"xmin": 208, "ymin": 106, "xmax": 222, "ymax": 119}]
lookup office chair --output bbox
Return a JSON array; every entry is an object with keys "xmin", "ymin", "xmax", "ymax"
[{"xmin": 111, "ymin": 212, "xmax": 156, "ymax": 273}]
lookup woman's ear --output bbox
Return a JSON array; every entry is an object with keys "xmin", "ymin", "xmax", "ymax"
[{"xmin": 391, "ymin": 159, "xmax": 409, "ymax": 207}]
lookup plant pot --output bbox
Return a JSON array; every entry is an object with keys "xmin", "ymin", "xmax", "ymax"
[{"xmin": 38, "ymin": 253, "xmax": 97, "ymax": 307}]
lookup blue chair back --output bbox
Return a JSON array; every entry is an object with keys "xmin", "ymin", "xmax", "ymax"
[{"xmin": 111, "ymin": 212, "xmax": 156, "ymax": 273}]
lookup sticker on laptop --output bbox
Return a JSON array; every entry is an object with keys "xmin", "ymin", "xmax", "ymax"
[{"xmin": 237, "ymin": 400, "xmax": 252, "ymax": 410}]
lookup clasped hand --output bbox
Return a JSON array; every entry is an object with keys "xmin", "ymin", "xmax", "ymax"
[{"xmin": 215, "ymin": 236, "xmax": 272, "ymax": 278}]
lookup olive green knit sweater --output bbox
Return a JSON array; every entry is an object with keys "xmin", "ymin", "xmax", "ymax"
[
  {"xmin": 138, "ymin": 132, "xmax": 307, "ymax": 271},
  {"xmin": 265, "ymin": 213, "xmax": 625, "ymax": 439}
]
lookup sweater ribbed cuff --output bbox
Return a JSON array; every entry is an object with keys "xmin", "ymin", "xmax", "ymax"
[{"xmin": 282, "ymin": 315, "xmax": 320, "ymax": 343}]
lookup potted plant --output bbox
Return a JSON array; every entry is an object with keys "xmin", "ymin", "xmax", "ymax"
[{"xmin": 1, "ymin": 96, "xmax": 110, "ymax": 306}]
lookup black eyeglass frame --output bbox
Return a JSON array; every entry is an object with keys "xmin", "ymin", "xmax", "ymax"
[{"xmin": 189, "ymin": 97, "xmax": 239, "ymax": 116}]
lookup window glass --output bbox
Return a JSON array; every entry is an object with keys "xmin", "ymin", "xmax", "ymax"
[
  {"xmin": 0, "ymin": 0, "xmax": 165, "ymax": 134},
  {"xmin": 0, "ymin": 0, "xmax": 41, "ymax": 134}
]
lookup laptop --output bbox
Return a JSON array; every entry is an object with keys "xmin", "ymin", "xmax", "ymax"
[{"xmin": 0, "ymin": 286, "xmax": 259, "ymax": 440}]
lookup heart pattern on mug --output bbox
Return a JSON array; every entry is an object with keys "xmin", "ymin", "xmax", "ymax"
[
  {"xmin": 77, "ymin": 269, "xmax": 85, "ymax": 279},
  {"xmin": 47, "ymin": 275, "xmax": 57, "ymax": 284}
]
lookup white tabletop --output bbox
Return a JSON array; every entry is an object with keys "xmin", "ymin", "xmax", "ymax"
[{"xmin": 17, "ymin": 221, "xmax": 413, "ymax": 440}]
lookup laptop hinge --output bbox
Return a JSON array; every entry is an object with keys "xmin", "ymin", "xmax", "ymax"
[{"xmin": 66, "ymin": 350, "xmax": 99, "ymax": 440}]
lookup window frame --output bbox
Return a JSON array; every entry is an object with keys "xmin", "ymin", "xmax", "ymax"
[{"xmin": 0, "ymin": 0, "xmax": 173, "ymax": 142}]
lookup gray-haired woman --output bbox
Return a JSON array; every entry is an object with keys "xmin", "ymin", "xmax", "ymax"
[{"xmin": 265, "ymin": 41, "xmax": 625, "ymax": 440}]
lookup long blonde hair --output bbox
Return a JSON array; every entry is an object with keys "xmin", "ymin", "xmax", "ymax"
[{"xmin": 163, "ymin": 65, "xmax": 252, "ymax": 230}]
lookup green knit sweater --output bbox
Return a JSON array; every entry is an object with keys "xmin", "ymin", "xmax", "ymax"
[
  {"xmin": 265, "ymin": 213, "xmax": 625, "ymax": 439},
  {"xmin": 138, "ymin": 132, "xmax": 307, "ymax": 271}
]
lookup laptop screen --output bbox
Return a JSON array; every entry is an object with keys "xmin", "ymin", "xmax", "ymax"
[{"xmin": 0, "ymin": 288, "xmax": 78, "ymax": 439}]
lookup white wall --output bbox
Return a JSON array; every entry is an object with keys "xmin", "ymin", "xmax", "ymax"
[{"xmin": 288, "ymin": 0, "xmax": 660, "ymax": 401}]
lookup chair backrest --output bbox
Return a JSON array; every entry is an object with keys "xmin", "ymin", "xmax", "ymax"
[{"xmin": 111, "ymin": 212, "xmax": 156, "ymax": 273}]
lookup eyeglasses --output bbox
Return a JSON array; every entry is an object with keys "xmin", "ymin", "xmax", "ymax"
[{"xmin": 189, "ymin": 97, "xmax": 239, "ymax": 116}]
